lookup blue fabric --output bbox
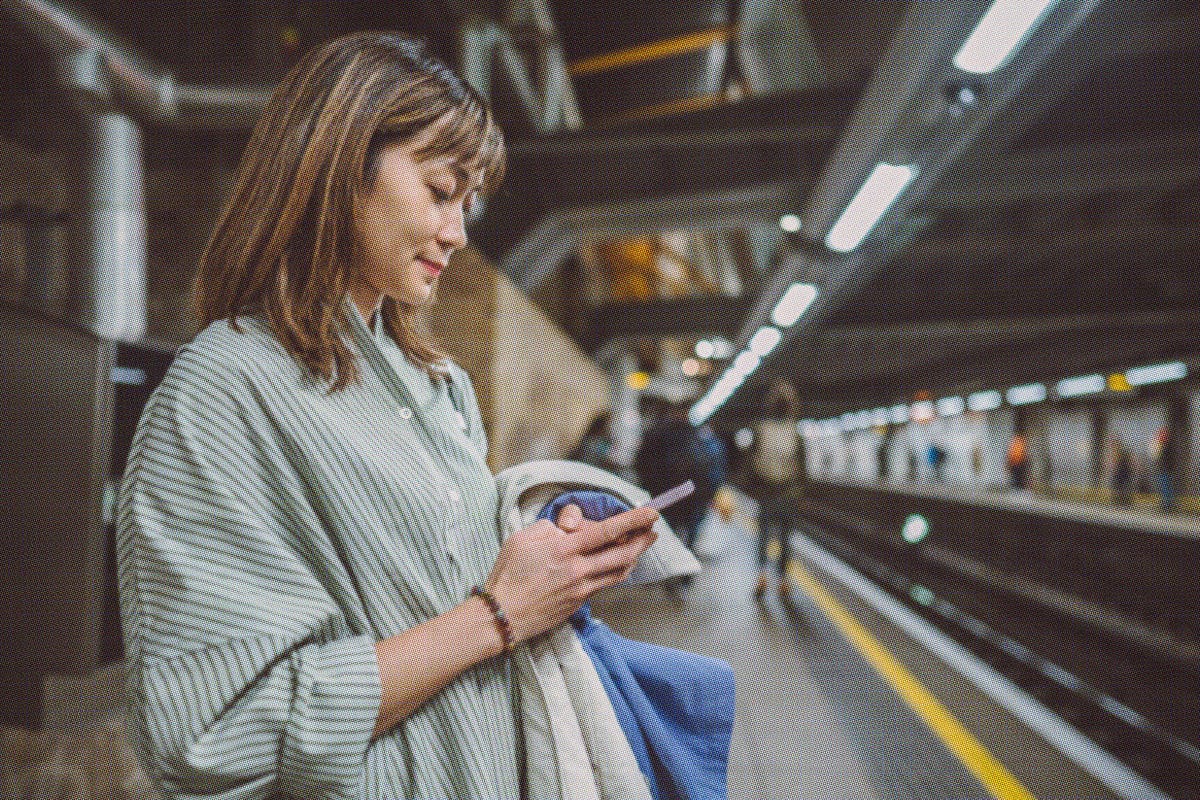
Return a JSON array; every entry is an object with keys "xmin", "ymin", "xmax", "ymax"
[{"xmin": 539, "ymin": 491, "xmax": 736, "ymax": 800}]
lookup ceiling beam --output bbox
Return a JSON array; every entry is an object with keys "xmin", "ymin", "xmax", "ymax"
[
  {"xmin": 925, "ymin": 134, "xmax": 1200, "ymax": 213},
  {"xmin": 471, "ymin": 85, "xmax": 858, "ymax": 289},
  {"xmin": 714, "ymin": 0, "xmax": 1120, "ymax": 423},
  {"xmin": 900, "ymin": 220, "xmax": 1200, "ymax": 265},
  {"xmin": 493, "ymin": 181, "xmax": 800, "ymax": 292},
  {"xmin": 582, "ymin": 294, "xmax": 754, "ymax": 349}
]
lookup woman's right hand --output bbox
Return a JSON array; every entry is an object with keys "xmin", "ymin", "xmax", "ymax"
[{"xmin": 484, "ymin": 504, "xmax": 659, "ymax": 643}]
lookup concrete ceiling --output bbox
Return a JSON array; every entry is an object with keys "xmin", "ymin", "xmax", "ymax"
[{"xmin": 2, "ymin": 0, "xmax": 1196, "ymax": 425}]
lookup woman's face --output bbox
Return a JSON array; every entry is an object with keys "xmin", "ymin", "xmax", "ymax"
[{"xmin": 351, "ymin": 130, "xmax": 477, "ymax": 317}]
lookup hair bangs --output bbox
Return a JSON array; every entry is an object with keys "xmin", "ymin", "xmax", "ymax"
[{"xmin": 408, "ymin": 97, "xmax": 506, "ymax": 195}]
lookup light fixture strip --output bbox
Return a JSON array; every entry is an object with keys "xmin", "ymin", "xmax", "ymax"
[
  {"xmin": 825, "ymin": 163, "xmax": 917, "ymax": 253},
  {"xmin": 1126, "ymin": 361, "xmax": 1188, "ymax": 387},
  {"xmin": 954, "ymin": 0, "xmax": 1058, "ymax": 75},
  {"xmin": 771, "ymin": 282, "xmax": 819, "ymax": 327},
  {"xmin": 1055, "ymin": 374, "xmax": 1105, "ymax": 398}
]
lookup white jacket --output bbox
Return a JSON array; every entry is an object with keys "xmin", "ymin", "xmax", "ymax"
[{"xmin": 495, "ymin": 460, "xmax": 702, "ymax": 800}]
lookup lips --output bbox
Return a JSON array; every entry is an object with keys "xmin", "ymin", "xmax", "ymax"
[{"xmin": 417, "ymin": 257, "xmax": 444, "ymax": 276}]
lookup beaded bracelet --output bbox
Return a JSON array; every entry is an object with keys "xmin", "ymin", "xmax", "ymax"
[{"xmin": 470, "ymin": 586, "xmax": 514, "ymax": 654}]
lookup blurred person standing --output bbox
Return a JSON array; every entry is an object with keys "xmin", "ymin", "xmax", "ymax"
[
  {"xmin": 1006, "ymin": 431, "xmax": 1029, "ymax": 492},
  {"xmin": 1150, "ymin": 426, "xmax": 1177, "ymax": 512},
  {"xmin": 1108, "ymin": 435, "xmax": 1135, "ymax": 506},
  {"xmin": 635, "ymin": 399, "xmax": 724, "ymax": 556},
  {"xmin": 745, "ymin": 381, "xmax": 807, "ymax": 600}
]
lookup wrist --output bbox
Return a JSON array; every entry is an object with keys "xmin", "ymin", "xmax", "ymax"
[{"xmin": 469, "ymin": 586, "xmax": 514, "ymax": 656}]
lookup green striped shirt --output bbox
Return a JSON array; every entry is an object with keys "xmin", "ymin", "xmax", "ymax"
[{"xmin": 117, "ymin": 298, "xmax": 520, "ymax": 799}]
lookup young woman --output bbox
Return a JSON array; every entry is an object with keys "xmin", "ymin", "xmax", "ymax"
[{"xmin": 117, "ymin": 31, "xmax": 658, "ymax": 799}]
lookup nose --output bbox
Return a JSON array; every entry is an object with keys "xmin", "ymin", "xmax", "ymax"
[{"xmin": 437, "ymin": 200, "xmax": 468, "ymax": 252}]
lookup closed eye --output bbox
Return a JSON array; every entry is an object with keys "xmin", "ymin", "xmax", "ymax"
[{"xmin": 428, "ymin": 184, "xmax": 454, "ymax": 203}]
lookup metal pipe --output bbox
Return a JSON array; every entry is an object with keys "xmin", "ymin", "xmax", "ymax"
[
  {"xmin": 0, "ymin": 0, "xmax": 274, "ymax": 342},
  {"xmin": 63, "ymin": 111, "xmax": 146, "ymax": 342},
  {"xmin": 1, "ymin": 0, "xmax": 272, "ymax": 126}
]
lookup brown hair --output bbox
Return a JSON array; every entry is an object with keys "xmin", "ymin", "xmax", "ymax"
[{"xmin": 194, "ymin": 31, "xmax": 505, "ymax": 392}]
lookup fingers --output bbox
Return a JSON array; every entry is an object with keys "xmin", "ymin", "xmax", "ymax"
[
  {"xmin": 576, "ymin": 506, "xmax": 659, "ymax": 554},
  {"xmin": 586, "ymin": 529, "xmax": 656, "ymax": 576},
  {"xmin": 556, "ymin": 504, "xmax": 583, "ymax": 532}
]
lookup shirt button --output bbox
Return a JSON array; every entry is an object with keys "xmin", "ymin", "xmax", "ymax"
[{"xmin": 399, "ymin": 407, "xmax": 413, "ymax": 419}]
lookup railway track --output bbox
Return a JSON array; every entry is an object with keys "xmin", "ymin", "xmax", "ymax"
[{"xmin": 797, "ymin": 515, "xmax": 1200, "ymax": 799}]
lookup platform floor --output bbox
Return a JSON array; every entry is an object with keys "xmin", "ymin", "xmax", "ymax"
[{"xmin": 592, "ymin": 506, "xmax": 1164, "ymax": 800}]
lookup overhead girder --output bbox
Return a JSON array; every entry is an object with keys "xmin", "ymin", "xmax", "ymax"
[
  {"xmin": 470, "ymin": 85, "xmax": 858, "ymax": 290},
  {"xmin": 925, "ymin": 134, "xmax": 1200, "ymax": 214},
  {"xmin": 707, "ymin": 0, "xmax": 1200, "ymax": 423}
]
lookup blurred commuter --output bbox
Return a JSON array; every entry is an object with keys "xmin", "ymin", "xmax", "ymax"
[
  {"xmin": 927, "ymin": 442, "xmax": 947, "ymax": 482},
  {"xmin": 1109, "ymin": 436, "xmax": 1135, "ymax": 506},
  {"xmin": 116, "ymin": 33, "xmax": 663, "ymax": 800},
  {"xmin": 876, "ymin": 426, "xmax": 893, "ymax": 481},
  {"xmin": 635, "ymin": 400, "xmax": 726, "ymax": 560},
  {"xmin": 1006, "ymin": 432, "xmax": 1029, "ymax": 491},
  {"xmin": 1150, "ymin": 426, "xmax": 1177, "ymax": 512},
  {"xmin": 745, "ymin": 381, "xmax": 807, "ymax": 600}
]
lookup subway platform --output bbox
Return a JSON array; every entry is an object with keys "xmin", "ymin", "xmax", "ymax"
[{"xmin": 592, "ymin": 501, "xmax": 1169, "ymax": 800}]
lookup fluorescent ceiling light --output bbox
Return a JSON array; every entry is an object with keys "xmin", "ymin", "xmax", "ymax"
[
  {"xmin": 910, "ymin": 400, "xmax": 935, "ymax": 422},
  {"xmin": 967, "ymin": 390, "xmax": 1002, "ymax": 412},
  {"xmin": 749, "ymin": 326, "xmax": 783, "ymax": 357},
  {"xmin": 732, "ymin": 351, "xmax": 761, "ymax": 376},
  {"xmin": 936, "ymin": 396, "xmax": 965, "ymax": 416},
  {"xmin": 779, "ymin": 214, "xmax": 801, "ymax": 233},
  {"xmin": 825, "ymin": 163, "xmax": 917, "ymax": 253},
  {"xmin": 954, "ymin": 0, "xmax": 1058, "ymax": 75},
  {"xmin": 708, "ymin": 337, "xmax": 735, "ymax": 359},
  {"xmin": 771, "ymin": 283, "xmax": 819, "ymax": 327},
  {"xmin": 1126, "ymin": 361, "xmax": 1187, "ymax": 386},
  {"xmin": 694, "ymin": 340, "xmax": 714, "ymax": 359},
  {"xmin": 1006, "ymin": 382, "xmax": 1047, "ymax": 405},
  {"xmin": 1055, "ymin": 374, "xmax": 1105, "ymax": 398}
]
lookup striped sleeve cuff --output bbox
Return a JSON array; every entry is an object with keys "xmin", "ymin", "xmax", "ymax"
[{"xmin": 280, "ymin": 634, "xmax": 382, "ymax": 799}]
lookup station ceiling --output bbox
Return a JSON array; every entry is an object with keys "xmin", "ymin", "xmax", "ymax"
[{"xmin": 2, "ymin": 0, "xmax": 1196, "ymax": 424}]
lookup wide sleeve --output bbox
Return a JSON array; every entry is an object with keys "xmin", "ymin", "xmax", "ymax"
[{"xmin": 116, "ymin": 350, "xmax": 382, "ymax": 800}]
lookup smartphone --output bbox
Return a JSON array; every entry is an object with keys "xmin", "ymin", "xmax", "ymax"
[{"xmin": 643, "ymin": 480, "xmax": 695, "ymax": 512}]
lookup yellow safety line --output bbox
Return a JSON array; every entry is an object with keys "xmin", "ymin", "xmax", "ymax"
[
  {"xmin": 786, "ymin": 559, "xmax": 1037, "ymax": 800},
  {"xmin": 568, "ymin": 26, "xmax": 732, "ymax": 77}
]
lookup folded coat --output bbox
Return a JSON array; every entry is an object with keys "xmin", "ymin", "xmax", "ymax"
[
  {"xmin": 494, "ymin": 460, "xmax": 734, "ymax": 800},
  {"xmin": 537, "ymin": 491, "xmax": 736, "ymax": 800}
]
